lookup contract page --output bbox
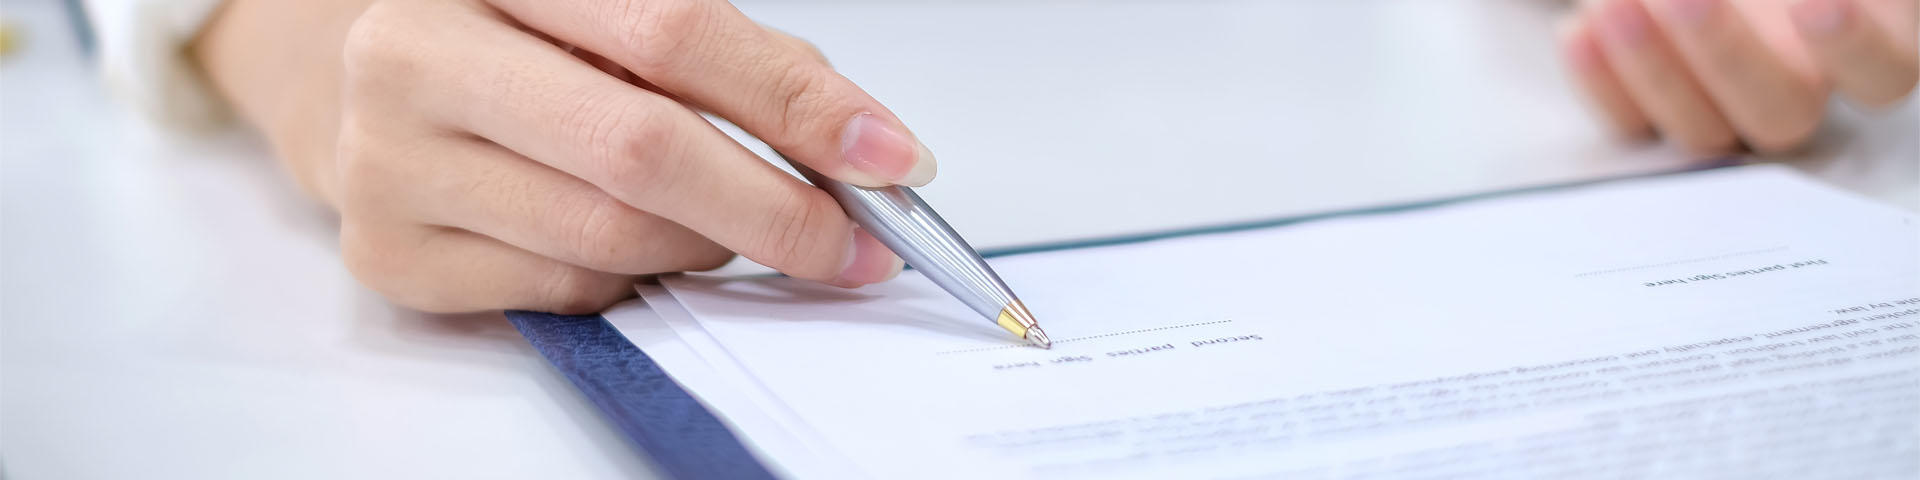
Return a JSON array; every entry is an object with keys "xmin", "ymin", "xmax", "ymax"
[{"xmin": 653, "ymin": 166, "xmax": 1919, "ymax": 479}]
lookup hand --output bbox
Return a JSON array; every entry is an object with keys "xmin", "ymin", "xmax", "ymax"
[
  {"xmin": 196, "ymin": 0, "xmax": 931, "ymax": 313},
  {"xmin": 1559, "ymin": 0, "xmax": 1917, "ymax": 155}
]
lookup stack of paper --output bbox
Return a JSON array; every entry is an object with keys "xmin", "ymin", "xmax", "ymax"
[{"xmin": 609, "ymin": 165, "xmax": 1918, "ymax": 479}]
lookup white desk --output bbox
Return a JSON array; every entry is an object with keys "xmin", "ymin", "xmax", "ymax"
[{"xmin": 2, "ymin": 0, "xmax": 1913, "ymax": 478}]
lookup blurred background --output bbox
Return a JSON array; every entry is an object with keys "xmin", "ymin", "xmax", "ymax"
[{"xmin": 1, "ymin": 0, "xmax": 1914, "ymax": 478}]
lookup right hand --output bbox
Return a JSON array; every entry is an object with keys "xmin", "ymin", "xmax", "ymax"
[{"xmin": 203, "ymin": 0, "xmax": 934, "ymax": 313}]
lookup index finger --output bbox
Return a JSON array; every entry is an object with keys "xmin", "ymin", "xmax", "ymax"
[{"xmin": 485, "ymin": 0, "xmax": 936, "ymax": 188}]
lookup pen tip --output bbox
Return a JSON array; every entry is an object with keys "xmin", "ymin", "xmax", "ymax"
[
  {"xmin": 998, "ymin": 300, "xmax": 1051, "ymax": 348},
  {"xmin": 1027, "ymin": 326, "xmax": 1052, "ymax": 349}
]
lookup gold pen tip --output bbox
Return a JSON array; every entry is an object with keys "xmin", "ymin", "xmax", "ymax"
[
  {"xmin": 997, "ymin": 300, "xmax": 1051, "ymax": 349},
  {"xmin": 1026, "ymin": 326, "xmax": 1053, "ymax": 349}
]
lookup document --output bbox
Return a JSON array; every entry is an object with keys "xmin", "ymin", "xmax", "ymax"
[{"xmin": 608, "ymin": 165, "xmax": 1919, "ymax": 479}]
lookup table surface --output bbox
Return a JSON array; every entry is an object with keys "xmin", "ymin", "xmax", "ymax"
[{"xmin": 3, "ymin": 0, "xmax": 1914, "ymax": 478}]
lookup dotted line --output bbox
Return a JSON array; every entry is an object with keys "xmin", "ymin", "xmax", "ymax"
[
  {"xmin": 1571, "ymin": 246, "xmax": 1789, "ymax": 278},
  {"xmin": 1058, "ymin": 319, "xmax": 1235, "ymax": 343},
  {"xmin": 936, "ymin": 344, "xmax": 1031, "ymax": 355},
  {"xmin": 934, "ymin": 320, "xmax": 1235, "ymax": 355}
]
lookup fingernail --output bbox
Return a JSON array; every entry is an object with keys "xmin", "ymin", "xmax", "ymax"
[
  {"xmin": 835, "ymin": 227, "xmax": 904, "ymax": 286},
  {"xmin": 1665, "ymin": 0, "xmax": 1719, "ymax": 26},
  {"xmin": 1598, "ymin": 0, "xmax": 1652, "ymax": 45},
  {"xmin": 840, "ymin": 113, "xmax": 938, "ymax": 187},
  {"xmin": 1791, "ymin": 0, "xmax": 1847, "ymax": 36}
]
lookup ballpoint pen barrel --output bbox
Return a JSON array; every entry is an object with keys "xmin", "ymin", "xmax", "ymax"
[{"xmin": 789, "ymin": 163, "xmax": 1017, "ymax": 322}]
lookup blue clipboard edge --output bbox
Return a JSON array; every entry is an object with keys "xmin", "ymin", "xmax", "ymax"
[
  {"xmin": 973, "ymin": 161, "xmax": 1735, "ymax": 260},
  {"xmin": 510, "ymin": 159, "xmax": 1737, "ymax": 479},
  {"xmin": 508, "ymin": 311, "xmax": 778, "ymax": 480}
]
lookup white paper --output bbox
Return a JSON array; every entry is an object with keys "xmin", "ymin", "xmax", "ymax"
[{"xmin": 612, "ymin": 165, "xmax": 1920, "ymax": 479}]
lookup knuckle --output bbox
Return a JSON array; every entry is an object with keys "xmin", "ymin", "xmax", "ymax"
[
  {"xmin": 612, "ymin": 0, "xmax": 714, "ymax": 71},
  {"xmin": 337, "ymin": 223, "xmax": 387, "ymax": 290},
  {"xmin": 747, "ymin": 190, "xmax": 837, "ymax": 276},
  {"xmin": 762, "ymin": 61, "xmax": 839, "ymax": 145},
  {"xmin": 342, "ymin": 2, "xmax": 425, "ymax": 85},
  {"xmin": 331, "ymin": 117, "xmax": 427, "ymax": 216},
  {"xmin": 339, "ymin": 223, "xmax": 458, "ymax": 313},
  {"xmin": 332, "ymin": 123, "xmax": 385, "ymax": 214},
  {"xmin": 794, "ymin": 41, "xmax": 827, "ymax": 65},
  {"xmin": 773, "ymin": 31, "xmax": 829, "ymax": 65},
  {"xmin": 565, "ymin": 198, "xmax": 643, "ymax": 272},
  {"xmin": 333, "ymin": 121, "xmax": 376, "ymax": 180},
  {"xmin": 573, "ymin": 99, "xmax": 679, "ymax": 194}
]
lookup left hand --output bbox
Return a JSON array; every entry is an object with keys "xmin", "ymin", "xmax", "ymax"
[{"xmin": 1559, "ymin": 0, "xmax": 1917, "ymax": 156}]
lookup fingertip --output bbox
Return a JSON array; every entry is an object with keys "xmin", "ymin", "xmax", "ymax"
[
  {"xmin": 839, "ymin": 112, "xmax": 938, "ymax": 187},
  {"xmin": 1561, "ymin": 17, "xmax": 1619, "ymax": 87},
  {"xmin": 879, "ymin": 256, "xmax": 905, "ymax": 282},
  {"xmin": 1611, "ymin": 117, "xmax": 1659, "ymax": 142},
  {"xmin": 898, "ymin": 139, "xmax": 938, "ymax": 187},
  {"xmin": 1743, "ymin": 105, "xmax": 1826, "ymax": 153},
  {"xmin": 1675, "ymin": 129, "xmax": 1743, "ymax": 158},
  {"xmin": 1561, "ymin": 14, "xmax": 1657, "ymax": 140},
  {"xmin": 1559, "ymin": 16, "xmax": 1599, "ymax": 70}
]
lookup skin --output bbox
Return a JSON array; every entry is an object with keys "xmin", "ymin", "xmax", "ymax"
[
  {"xmin": 1560, "ymin": 0, "xmax": 1918, "ymax": 155},
  {"xmin": 195, "ymin": 0, "xmax": 1915, "ymax": 315},
  {"xmin": 194, "ymin": 0, "xmax": 932, "ymax": 314}
]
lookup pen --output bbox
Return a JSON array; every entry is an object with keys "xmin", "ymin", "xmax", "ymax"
[{"xmin": 782, "ymin": 155, "xmax": 1053, "ymax": 349}]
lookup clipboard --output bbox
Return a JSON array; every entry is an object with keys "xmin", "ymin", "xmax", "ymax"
[{"xmin": 505, "ymin": 164, "xmax": 1720, "ymax": 479}]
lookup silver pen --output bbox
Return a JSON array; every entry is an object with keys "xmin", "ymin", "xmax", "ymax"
[{"xmin": 783, "ymin": 155, "xmax": 1052, "ymax": 349}]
